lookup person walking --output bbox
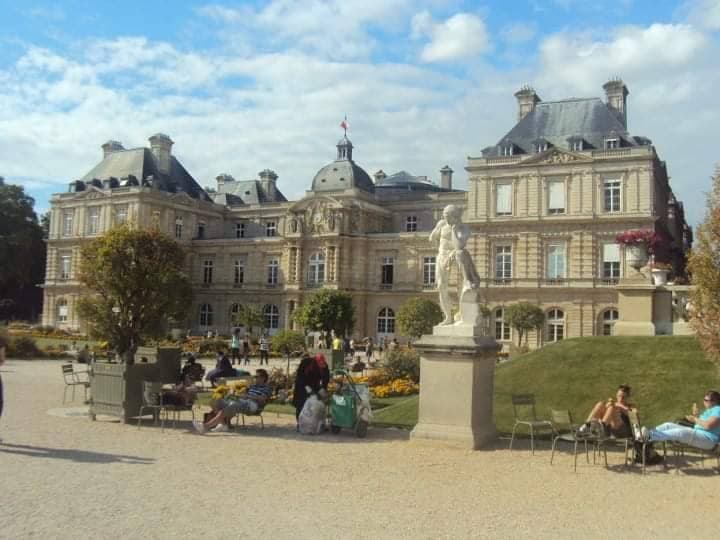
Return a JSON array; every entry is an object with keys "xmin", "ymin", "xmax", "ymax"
[
  {"xmin": 230, "ymin": 329, "xmax": 241, "ymax": 365},
  {"xmin": 259, "ymin": 334, "xmax": 269, "ymax": 366},
  {"xmin": 242, "ymin": 335, "xmax": 251, "ymax": 366}
]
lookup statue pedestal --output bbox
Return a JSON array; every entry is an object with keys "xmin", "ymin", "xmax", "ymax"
[
  {"xmin": 614, "ymin": 281, "xmax": 673, "ymax": 336},
  {"xmin": 410, "ymin": 327, "xmax": 499, "ymax": 449}
]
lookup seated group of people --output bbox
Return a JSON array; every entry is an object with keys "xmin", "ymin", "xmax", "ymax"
[{"xmin": 582, "ymin": 384, "xmax": 720, "ymax": 463}]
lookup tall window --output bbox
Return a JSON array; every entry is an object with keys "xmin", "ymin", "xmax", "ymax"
[
  {"xmin": 602, "ymin": 309, "xmax": 619, "ymax": 336},
  {"xmin": 266, "ymin": 221, "xmax": 276, "ymax": 237},
  {"xmin": 264, "ymin": 304, "xmax": 279, "ymax": 329},
  {"xmin": 203, "ymin": 260, "xmax": 213, "ymax": 284},
  {"xmin": 59, "ymin": 255, "xmax": 71, "ymax": 280},
  {"xmin": 603, "ymin": 179, "xmax": 621, "ymax": 213},
  {"xmin": 57, "ymin": 298, "xmax": 68, "ymax": 323},
  {"xmin": 423, "ymin": 256, "xmax": 436, "ymax": 287},
  {"xmin": 405, "ymin": 216, "xmax": 418, "ymax": 232},
  {"xmin": 199, "ymin": 304, "xmax": 213, "ymax": 327},
  {"xmin": 547, "ymin": 309, "xmax": 565, "ymax": 342},
  {"xmin": 605, "ymin": 138, "xmax": 619, "ymax": 150},
  {"xmin": 571, "ymin": 140, "xmax": 584, "ymax": 152},
  {"xmin": 495, "ymin": 183, "xmax": 512, "ymax": 216},
  {"xmin": 267, "ymin": 257, "xmax": 279, "ymax": 285},
  {"xmin": 495, "ymin": 245, "xmax": 512, "ymax": 281},
  {"xmin": 236, "ymin": 222, "xmax": 245, "ymax": 238},
  {"xmin": 501, "ymin": 145, "xmax": 514, "ymax": 157},
  {"xmin": 114, "ymin": 205, "xmax": 128, "ymax": 225},
  {"xmin": 86, "ymin": 207, "xmax": 100, "ymax": 235},
  {"xmin": 175, "ymin": 216, "xmax": 183, "ymax": 239},
  {"xmin": 377, "ymin": 307, "xmax": 395, "ymax": 334},
  {"xmin": 197, "ymin": 222, "xmax": 206, "ymax": 239},
  {"xmin": 229, "ymin": 303, "xmax": 241, "ymax": 326},
  {"xmin": 62, "ymin": 211, "xmax": 74, "ymax": 236},
  {"xmin": 308, "ymin": 252, "xmax": 325, "ymax": 284},
  {"xmin": 495, "ymin": 308, "xmax": 511, "ymax": 341},
  {"xmin": 602, "ymin": 243, "xmax": 621, "ymax": 282},
  {"xmin": 381, "ymin": 257, "xmax": 394, "ymax": 288},
  {"xmin": 548, "ymin": 180, "xmax": 565, "ymax": 214},
  {"xmin": 546, "ymin": 243, "xmax": 566, "ymax": 280},
  {"xmin": 233, "ymin": 259, "xmax": 244, "ymax": 285}
]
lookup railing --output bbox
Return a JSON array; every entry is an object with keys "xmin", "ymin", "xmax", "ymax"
[
  {"xmin": 599, "ymin": 278, "xmax": 619, "ymax": 286},
  {"xmin": 591, "ymin": 148, "xmax": 632, "ymax": 158},
  {"xmin": 232, "ymin": 283, "xmax": 243, "ymax": 288},
  {"xmin": 493, "ymin": 278, "xmax": 513, "ymax": 286},
  {"xmin": 543, "ymin": 278, "xmax": 566, "ymax": 286},
  {"xmin": 379, "ymin": 283, "xmax": 393, "ymax": 290},
  {"xmin": 201, "ymin": 283, "xmax": 211, "ymax": 288},
  {"xmin": 305, "ymin": 281, "xmax": 323, "ymax": 289},
  {"xmin": 422, "ymin": 283, "xmax": 436, "ymax": 290},
  {"xmin": 486, "ymin": 155, "xmax": 522, "ymax": 165}
]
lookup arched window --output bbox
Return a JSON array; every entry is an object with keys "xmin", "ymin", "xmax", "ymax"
[
  {"xmin": 495, "ymin": 307, "xmax": 511, "ymax": 341},
  {"xmin": 57, "ymin": 298, "xmax": 68, "ymax": 323},
  {"xmin": 263, "ymin": 304, "xmax": 279, "ymax": 329},
  {"xmin": 547, "ymin": 308, "xmax": 564, "ymax": 342},
  {"xmin": 377, "ymin": 307, "xmax": 395, "ymax": 334},
  {"xmin": 229, "ymin": 303, "xmax": 241, "ymax": 326},
  {"xmin": 308, "ymin": 252, "xmax": 325, "ymax": 285},
  {"xmin": 199, "ymin": 304, "xmax": 213, "ymax": 327},
  {"xmin": 602, "ymin": 308, "xmax": 619, "ymax": 336}
]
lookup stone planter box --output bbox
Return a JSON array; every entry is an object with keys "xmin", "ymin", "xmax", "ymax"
[
  {"xmin": 89, "ymin": 346, "xmax": 181, "ymax": 423},
  {"xmin": 626, "ymin": 244, "xmax": 649, "ymax": 269}
]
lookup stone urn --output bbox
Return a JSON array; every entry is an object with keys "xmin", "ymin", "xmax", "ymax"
[
  {"xmin": 651, "ymin": 268, "xmax": 669, "ymax": 286},
  {"xmin": 625, "ymin": 244, "xmax": 649, "ymax": 270}
]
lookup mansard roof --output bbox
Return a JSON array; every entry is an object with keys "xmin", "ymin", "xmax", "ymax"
[
  {"xmin": 79, "ymin": 148, "xmax": 211, "ymax": 201},
  {"xmin": 483, "ymin": 98, "xmax": 638, "ymax": 157},
  {"xmin": 215, "ymin": 179, "xmax": 288, "ymax": 206}
]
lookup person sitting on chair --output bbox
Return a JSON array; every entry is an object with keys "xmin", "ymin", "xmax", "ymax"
[
  {"xmin": 162, "ymin": 375, "xmax": 199, "ymax": 407},
  {"xmin": 639, "ymin": 390, "xmax": 720, "ymax": 450},
  {"xmin": 205, "ymin": 350, "xmax": 235, "ymax": 387},
  {"xmin": 193, "ymin": 369, "xmax": 272, "ymax": 434},
  {"xmin": 581, "ymin": 384, "xmax": 636, "ymax": 438},
  {"xmin": 181, "ymin": 354, "xmax": 205, "ymax": 383}
]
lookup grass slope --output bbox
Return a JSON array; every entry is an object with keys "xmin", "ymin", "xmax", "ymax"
[{"xmin": 374, "ymin": 336, "xmax": 720, "ymax": 432}]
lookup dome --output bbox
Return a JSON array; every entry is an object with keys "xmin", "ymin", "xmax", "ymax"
[
  {"xmin": 375, "ymin": 170, "xmax": 445, "ymax": 192},
  {"xmin": 310, "ymin": 136, "xmax": 375, "ymax": 193}
]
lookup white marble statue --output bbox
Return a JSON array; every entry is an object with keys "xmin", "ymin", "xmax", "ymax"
[{"xmin": 429, "ymin": 204, "xmax": 481, "ymax": 326}]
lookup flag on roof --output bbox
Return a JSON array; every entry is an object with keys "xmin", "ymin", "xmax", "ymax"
[{"xmin": 340, "ymin": 117, "xmax": 349, "ymax": 132}]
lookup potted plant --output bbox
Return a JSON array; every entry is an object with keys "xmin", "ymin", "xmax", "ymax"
[
  {"xmin": 649, "ymin": 261, "xmax": 672, "ymax": 286},
  {"xmin": 615, "ymin": 230, "xmax": 657, "ymax": 269}
]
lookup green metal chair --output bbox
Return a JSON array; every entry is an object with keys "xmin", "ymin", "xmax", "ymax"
[
  {"xmin": 138, "ymin": 381, "xmax": 171, "ymax": 432},
  {"xmin": 509, "ymin": 394, "xmax": 554, "ymax": 454},
  {"xmin": 549, "ymin": 409, "xmax": 591, "ymax": 471}
]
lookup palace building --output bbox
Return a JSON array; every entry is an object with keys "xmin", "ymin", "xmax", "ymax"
[{"xmin": 42, "ymin": 79, "xmax": 691, "ymax": 348}]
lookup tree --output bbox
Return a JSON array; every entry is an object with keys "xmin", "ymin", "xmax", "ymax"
[
  {"xmin": 293, "ymin": 288, "xmax": 355, "ymax": 338},
  {"xmin": 688, "ymin": 165, "xmax": 720, "ymax": 367},
  {"xmin": 270, "ymin": 329, "xmax": 306, "ymax": 355},
  {"xmin": 233, "ymin": 304, "xmax": 264, "ymax": 337},
  {"xmin": 504, "ymin": 302, "xmax": 545, "ymax": 347},
  {"xmin": 76, "ymin": 225, "xmax": 192, "ymax": 359},
  {"xmin": 0, "ymin": 178, "xmax": 46, "ymax": 320},
  {"xmin": 396, "ymin": 297, "xmax": 443, "ymax": 339}
]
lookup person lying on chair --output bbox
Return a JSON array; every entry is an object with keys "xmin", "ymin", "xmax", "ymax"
[
  {"xmin": 580, "ymin": 384, "xmax": 636, "ymax": 438},
  {"xmin": 193, "ymin": 369, "xmax": 271, "ymax": 434},
  {"xmin": 639, "ymin": 390, "xmax": 720, "ymax": 450}
]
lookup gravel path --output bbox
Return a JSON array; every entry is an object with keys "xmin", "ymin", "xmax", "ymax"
[{"xmin": 0, "ymin": 359, "xmax": 715, "ymax": 539}]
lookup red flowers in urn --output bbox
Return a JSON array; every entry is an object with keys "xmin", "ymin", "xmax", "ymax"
[{"xmin": 615, "ymin": 229, "xmax": 658, "ymax": 248}]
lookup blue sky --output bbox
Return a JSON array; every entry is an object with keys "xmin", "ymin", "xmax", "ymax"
[{"xmin": 0, "ymin": 0, "xmax": 719, "ymax": 226}]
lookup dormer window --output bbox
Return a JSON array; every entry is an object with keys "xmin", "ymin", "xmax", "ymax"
[
  {"xmin": 605, "ymin": 138, "xmax": 619, "ymax": 150},
  {"xmin": 572, "ymin": 140, "xmax": 583, "ymax": 151},
  {"xmin": 533, "ymin": 138, "xmax": 550, "ymax": 153},
  {"xmin": 501, "ymin": 145, "xmax": 514, "ymax": 157}
]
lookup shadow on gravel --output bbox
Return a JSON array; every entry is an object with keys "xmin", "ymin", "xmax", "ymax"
[{"xmin": 0, "ymin": 443, "xmax": 154, "ymax": 465}]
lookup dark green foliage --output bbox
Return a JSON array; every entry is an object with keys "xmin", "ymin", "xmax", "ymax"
[
  {"xmin": 386, "ymin": 349, "xmax": 420, "ymax": 383},
  {"xmin": 293, "ymin": 288, "xmax": 355, "ymax": 337},
  {"xmin": 504, "ymin": 302, "xmax": 545, "ymax": 346},
  {"xmin": 270, "ymin": 330, "xmax": 306, "ymax": 355},
  {"xmin": 396, "ymin": 297, "xmax": 443, "ymax": 339}
]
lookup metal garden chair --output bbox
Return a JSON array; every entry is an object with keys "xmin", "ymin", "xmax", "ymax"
[
  {"xmin": 61, "ymin": 363, "xmax": 90, "ymax": 404},
  {"xmin": 509, "ymin": 394, "xmax": 554, "ymax": 454},
  {"xmin": 549, "ymin": 409, "xmax": 592, "ymax": 471}
]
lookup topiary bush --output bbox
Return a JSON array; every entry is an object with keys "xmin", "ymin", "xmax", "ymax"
[
  {"xmin": 385, "ymin": 348, "xmax": 420, "ymax": 383},
  {"xmin": 6, "ymin": 336, "xmax": 44, "ymax": 358}
]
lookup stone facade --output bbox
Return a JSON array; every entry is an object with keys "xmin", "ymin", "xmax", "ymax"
[{"xmin": 42, "ymin": 80, "xmax": 691, "ymax": 348}]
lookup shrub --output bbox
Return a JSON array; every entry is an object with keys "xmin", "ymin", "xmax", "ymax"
[
  {"xmin": 196, "ymin": 338, "xmax": 229, "ymax": 355},
  {"xmin": 385, "ymin": 349, "xmax": 420, "ymax": 383},
  {"xmin": 0, "ymin": 329, "xmax": 10, "ymax": 350},
  {"xmin": 7, "ymin": 336, "xmax": 44, "ymax": 358}
]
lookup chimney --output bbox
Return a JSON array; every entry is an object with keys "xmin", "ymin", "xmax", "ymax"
[
  {"xmin": 258, "ymin": 169, "xmax": 278, "ymax": 200},
  {"xmin": 514, "ymin": 85, "xmax": 541, "ymax": 122},
  {"xmin": 439, "ymin": 165, "xmax": 453, "ymax": 190},
  {"xmin": 373, "ymin": 170, "xmax": 387, "ymax": 184},
  {"xmin": 603, "ymin": 78, "xmax": 629, "ymax": 128},
  {"xmin": 149, "ymin": 133, "xmax": 174, "ymax": 174},
  {"xmin": 216, "ymin": 173, "xmax": 235, "ymax": 191},
  {"xmin": 101, "ymin": 140, "xmax": 124, "ymax": 159}
]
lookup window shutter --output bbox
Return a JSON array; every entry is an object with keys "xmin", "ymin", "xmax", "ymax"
[
  {"xmin": 548, "ymin": 181, "xmax": 565, "ymax": 210},
  {"xmin": 496, "ymin": 184, "xmax": 512, "ymax": 214},
  {"xmin": 602, "ymin": 243, "xmax": 620, "ymax": 263}
]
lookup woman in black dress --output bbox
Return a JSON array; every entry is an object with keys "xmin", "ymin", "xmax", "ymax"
[{"xmin": 293, "ymin": 354, "xmax": 330, "ymax": 424}]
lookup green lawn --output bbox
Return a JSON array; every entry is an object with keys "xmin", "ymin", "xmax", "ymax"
[{"xmin": 374, "ymin": 336, "xmax": 720, "ymax": 432}]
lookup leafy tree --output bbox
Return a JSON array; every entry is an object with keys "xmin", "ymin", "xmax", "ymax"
[
  {"xmin": 0, "ymin": 178, "xmax": 46, "ymax": 320},
  {"xmin": 504, "ymin": 302, "xmax": 545, "ymax": 346},
  {"xmin": 293, "ymin": 288, "xmax": 355, "ymax": 337},
  {"xmin": 232, "ymin": 304, "xmax": 264, "ymax": 337},
  {"xmin": 688, "ymin": 165, "xmax": 720, "ymax": 367},
  {"xmin": 270, "ymin": 330, "xmax": 306, "ymax": 355},
  {"xmin": 76, "ymin": 225, "xmax": 192, "ymax": 359},
  {"xmin": 396, "ymin": 297, "xmax": 443, "ymax": 339}
]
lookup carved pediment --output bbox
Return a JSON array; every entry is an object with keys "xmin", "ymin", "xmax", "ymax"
[
  {"xmin": 523, "ymin": 148, "xmax": 592, "ymax": 165},
  {"xmin": 168, "ymin": 191, "xmax": 195, "ymax": 205},
  {"xmin": 73, "ymin": 186, "xmax": 109, "ymax": 200}
]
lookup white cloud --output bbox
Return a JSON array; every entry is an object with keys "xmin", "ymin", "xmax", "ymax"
[
  {"xmin": 500, "ymin": 22, "xmax": 537, "ymax": 44},
  {"xmin": 412, "ymin": 12, "xmax": 490, "ymax": 62},
  {"xmin": 685, "ymin": 0, "xmax": 720, "ymax": 30}
]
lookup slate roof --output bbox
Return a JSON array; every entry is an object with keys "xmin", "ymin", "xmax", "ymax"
[
  {"xmin": 375, "ymin": 170, "xmax": 448, "ymax": 192},
  {"xmin": 216, "ymin": 179, "xmax": 288, "ymax": 205},
  {"xmin": 311, "ymin": 137, "xmax": 375, "ymax": 194},
  {"xmin": 79, "ymin": 148, "xmax": 211, "ymax": 201},
  {"xmin": 483, "ymin": 98, "xmax": 641, "ymax": 157}
]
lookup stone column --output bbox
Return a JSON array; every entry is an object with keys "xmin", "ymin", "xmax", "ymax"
[{"xmin": 411, "ymin": 321, "xmax": 499, "ymax": 449}]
